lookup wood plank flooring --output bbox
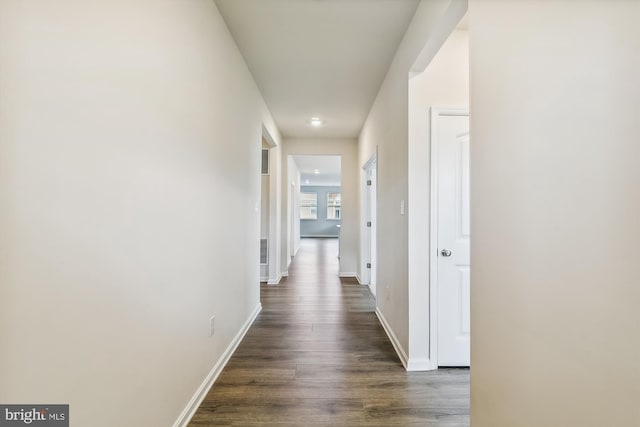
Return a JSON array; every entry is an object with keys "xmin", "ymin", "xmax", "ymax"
[{"xmin": 190, "ymin": 238, "xmax": 469, "ymax": 426}]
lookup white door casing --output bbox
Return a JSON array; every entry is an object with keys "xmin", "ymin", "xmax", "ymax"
[
  {"xmin": 362, "ymin": 155, "xmax": 377, "ymax": 297},
  {"xmin": 361, "ymin": 169, "xmax": 370, "ymax": 286},
  {"xmin": 430, "ymin": 107, "xmax": 470, "ymax": 367},
  {"xmin": 368, "ymin": 159, "xmax": 377, "ymax": 296}
]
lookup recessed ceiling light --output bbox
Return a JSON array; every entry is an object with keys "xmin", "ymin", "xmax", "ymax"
[
  {"xmin": 305, "ymin": 179, "xmax": 310, "ymax": 184},
  {"xmin": 314, "ymin": 169, "xmax": 320, "ymax": 175},
  {"xmin": 309, "ymin": 117, "xmax": 323, "ymax": 127}
]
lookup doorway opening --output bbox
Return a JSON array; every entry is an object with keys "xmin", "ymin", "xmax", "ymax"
[
  {"xmin": 289, "ymin": 155, "xmax": 342, "ymax": 270},
  {"xmin": 260, "ymin": 138, "xmax": 271, "ymax": 283},
  {"xmin": 260, "ymin": 125, "xmax": 280, "ymax": 285}
]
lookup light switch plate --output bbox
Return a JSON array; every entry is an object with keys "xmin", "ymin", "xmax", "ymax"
[{"xmin": 209, "ymin": 316, "xmax": 215, "ymax": 337}]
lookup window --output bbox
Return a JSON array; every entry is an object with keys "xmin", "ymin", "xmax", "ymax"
[
  {"xmin": 300, "ymin": 192, "xmax": 317, "ymax": 219},
  {"xmin": 327, "ymin": 192, "xmax": 341, "ymax": 220}
]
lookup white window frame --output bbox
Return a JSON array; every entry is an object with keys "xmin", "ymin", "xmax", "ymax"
[
  {"xmin": 326, "ymin": 192, "xmax": 341, "ymax": 220},
  {"xmin": 300, "ymin": 192, "xmax": 318, "ymax": 220}
]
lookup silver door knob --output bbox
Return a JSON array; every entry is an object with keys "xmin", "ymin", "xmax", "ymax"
[{"xmin": 441, "ymin": 249, "xmax": 452, "ymax": 257}]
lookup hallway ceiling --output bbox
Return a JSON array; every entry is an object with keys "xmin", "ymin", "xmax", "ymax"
[
  {"xmin": 215, "ymin": 0, "xmax": 420, "ymax": 139},
  {"xmin": 293, "ymin": 155, "xmax": 341, "ymax": 187}
]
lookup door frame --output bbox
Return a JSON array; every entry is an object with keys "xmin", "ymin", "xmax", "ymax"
[
  {"xmin": 361, "ymin": 152, "xmax": 377, "ymax": 293},
  {"xmin": 261, "ymin": 124, "xmax": 281, "ymax": 286},
  {"xmin": 429, "ymin": 106, "xmax": 469, "ymax": 368}
]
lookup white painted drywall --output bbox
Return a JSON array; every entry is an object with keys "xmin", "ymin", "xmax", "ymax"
[
  {"xmin": 281, "ymin": 139, "xmax": 358, "ymax": 277},
  {"xmin": 358, "ymin": 0, "xmax": 466, "ymax": 365},
  {"xmin": 0, "ymin": 1, "xmax": 280, "ymax": 426},
  {"xmin": 470, "ymin": 1, "xmax": 640, "ymax": 425}
]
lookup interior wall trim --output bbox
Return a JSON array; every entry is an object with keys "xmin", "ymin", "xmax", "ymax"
[{"xmin": 375, "ymin": 307, "xmax": 409, "ymax": 370}]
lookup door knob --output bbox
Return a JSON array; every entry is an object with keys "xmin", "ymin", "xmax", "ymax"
[{"xmin": 441, "ymin": 249, "xmax": 452, "ymax": 257}]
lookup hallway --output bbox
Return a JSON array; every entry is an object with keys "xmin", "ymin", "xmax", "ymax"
[{"xmin": 190, "ymin": 238, "xmax": 469, "ymax": 426}]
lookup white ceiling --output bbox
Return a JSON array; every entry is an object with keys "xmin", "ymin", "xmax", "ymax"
[
  {"xmin": 215, "ymin": 0, "xmax": 420, "ymax": 139},
  {"xmin": 293, "ymin": 155, "xmax": 341, "ymax": 186}
]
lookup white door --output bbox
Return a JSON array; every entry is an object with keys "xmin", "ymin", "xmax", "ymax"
[
  {"xmin": 368, "ymin": 161, "xmax": 377, "ymax": 296},
  {"xmin": 436, "ymin": 113, "xmax": 470, "ymax": 366},
  {"xmin": 363, "ymin": 158, "xmax": 377, "ymax": 297}
]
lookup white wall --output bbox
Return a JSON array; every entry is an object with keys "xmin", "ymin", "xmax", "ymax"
[
  {"xmin": 470, "ymin": 1, "xmax": 640, "ymax": 426},
  {"xmin": 358, "ymin": 0, "xmax": 466, "ymax": 367},
  {"xmin": 0, "ymin": 1, "xmax": 280, "ymax": 426},
  {"xmin": 281, "ymin": 138, "xmax": 358, "ymax": 277}
]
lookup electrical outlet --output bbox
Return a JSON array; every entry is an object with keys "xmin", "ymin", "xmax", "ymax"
[{"xmin": 209, "ymin": 315, "xmax": 216, "ymax": 337}]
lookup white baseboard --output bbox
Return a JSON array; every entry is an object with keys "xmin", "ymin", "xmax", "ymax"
[
  {"xmin": 368, "ymin": 283, "xmax": 376, "ymax": 297},
  {"xmin": 173, "ymin": 303, "xmax": 262, "ymax": 427},
  {"xmin": 260, "ymin": 276, "xmax": 268, "ymax": 282},
  {"xmin": 281, "ymin": 270, "xmax": 288, "ymax": 277},
  {"xmin": 407, "ymin": 357, "xmax": 435, "ymax": 371},
  {"xmin": 339, "ymin": 272, "xmax": 358, "ymax": 278},
  {"xmin": 267, "ymin": 274, "xmax": 282, "ymax": 285},
  {"xmin": 355, "ymin": 273, "xmax": 362, "ymax": 284},
  {"xmin": 375, "ymin": 307, "xmax": 409, "ymax": 370},
  {"xmin": 374, "ymin": 307, "xmax": 434, "ymax": 372}
]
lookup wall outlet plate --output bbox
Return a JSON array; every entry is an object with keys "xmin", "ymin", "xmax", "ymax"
[{"xmin": 209, "ymin": 315, "xmax": 215, "ymax": 337}]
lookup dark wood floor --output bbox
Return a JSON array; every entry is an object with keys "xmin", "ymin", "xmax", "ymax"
[{"xmin": 190, "ymin": 238, "xmax": 469, "ymax": 426}]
